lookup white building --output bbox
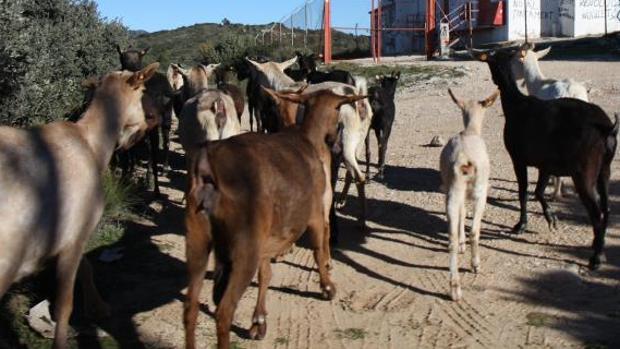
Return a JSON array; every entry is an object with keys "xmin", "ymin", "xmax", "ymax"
[{"xmin": 377, "ymin": 0, "xmax": 620, "ymax": 55}]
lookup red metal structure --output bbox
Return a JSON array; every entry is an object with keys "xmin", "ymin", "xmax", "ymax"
[{"xmin": 323, "ymin": 0, "xmax": 332, "ymax": 63}]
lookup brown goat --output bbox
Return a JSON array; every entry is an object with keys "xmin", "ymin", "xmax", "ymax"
[{"xmin": 184, "ymin": 89, "xmax": 366, "ymax": 349}]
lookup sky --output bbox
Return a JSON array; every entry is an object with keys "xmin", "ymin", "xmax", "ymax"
[{"xmin": 96, "ymin": 0, "xmax": 372, "ymax": 33}]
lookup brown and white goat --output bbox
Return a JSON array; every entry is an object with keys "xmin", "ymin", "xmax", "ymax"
[
  {"xmin": 178, "ymin": 89, "xmax": 241, "ymax": 167},
  {"xmin": 263, "ymin": 80, "xmax": 373, "ymax": 239},
  {"xmin": 440, "ymin": 88, "xmax": 498, "ymax": 301},
  {"xmin": 184, "ymin": 89, "xmax": 366, "ymax": 349},
  {"xmin": 170, "ymin": 62, "xmax": 220, "ymax": 116},
  {"xmin": 0, "ymin": 63, "xmax": 159, "ymax": 349}
]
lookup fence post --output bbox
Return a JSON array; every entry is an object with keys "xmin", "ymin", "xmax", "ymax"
[
  {"xmin": 323, "ymin": 0, "xmax": 332, "ymax": 63},
  {"xmin": 291, "ymin": 17, "xmax": 294, "ymax": 46},
  {"xmin": 524, "ymin": 0, "xmax": 528, "ymax": 43},
  {"xmin": 279, "ymin": 22, "xmax": 282, "ymax": 46},
  {"xmin": 604, "ymin": 0, "xmax": 608, "ymax": 36},
  {"xmin": 468, "ymin": 2, "xmax": 473, "ymax": 49},
  {"xmin": 371, "ymin": 0, "xmax": 376, "ymax": 62},
  {"xmin": 305, "ymin": 1, "xmax": 309, "ymax": 48}
]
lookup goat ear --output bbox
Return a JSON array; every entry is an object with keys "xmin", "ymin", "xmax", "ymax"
[
  {"xmin": 81, "ymin": 77, "xmax": 99, "ymax": 90},
  {"xmin": 139, "ymin": 47, "xmax": 150, "ymax": 56},
  {"xmin": 469, "ymin": 48, "xmax": 489, "ymax": 61},
  {"xmin": 535, "ymin": 46, "xmax": 551, "ymax": 60},
  {"xmin": 448, "ymin": 88, "xmax": 465, "ymax": 109},
  {"xmin": 127, "ymin": 62, "xmax": 160, "ymax": 88},
  {"xmin": 480, "ymin": 89, "xmax": 500, "ymax": 108},
  {"xmin": 246, "ymin": 57, "xmax": 264, "ymax": 71},
  {"xmin": 278, "ymin": 56, "xmax": 298, "ymax": 71},
  {"xmin": 336, "ymin": 94, "xmax": 368, "ymax": 109}
]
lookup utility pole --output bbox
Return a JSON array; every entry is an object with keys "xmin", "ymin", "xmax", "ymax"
[
  {"xmin": 305, "ymin": 1, "xmax": 309, "ymax": 48},
  {"xmin": 604, "ymin": 0, "xmax": 608, "ymax": 36},
  {"xmin": 524, "ymin": 0, "xmax": 529, "ymax": 43}
]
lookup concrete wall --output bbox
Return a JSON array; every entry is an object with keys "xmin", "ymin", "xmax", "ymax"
[
  {"xmin": 507, "ymin": 0, "xmax": 542, "ymax": 40},
  {"xmin": 573, "ymin": 0, "xmax": 620, "ymax": 36}
]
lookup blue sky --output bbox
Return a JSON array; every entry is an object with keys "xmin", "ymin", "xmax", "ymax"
[{"xmin": 96, "ymin": 0, "xmax": 372, "ymax": 33}]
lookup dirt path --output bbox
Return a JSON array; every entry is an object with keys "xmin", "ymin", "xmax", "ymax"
[{"xmin": 92, "ymin": 57, "xmax": 620, "ymax": 349}]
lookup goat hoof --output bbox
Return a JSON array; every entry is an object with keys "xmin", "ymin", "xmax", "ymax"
[
  {"xmin": 321, "ymin": 284, "xmax": 336, "ymax": 300},
  {"xmin": 374, "ymin": 172, "xmax": 384, "ymax": 181},
  {"xmin": 450, "ymin": 285, "xmax": 462, "ymax": 302},
  {"xmin": 86, "ymin": 301, "xmax": 111, "ymax": 320},
  {"xmin": 472, "ymin": 265, "xmax": 480, "ymax": 274},
  {"xmin": 458, "ymin": 243, "xmax": 466, "ymax": 254},
  {"xmin": 588, "ymin": 255, "xmax": 602, "ymax": 271},
  {"xmin": 249, "ymin": 321, "xmax": 267, "ymax": 340},
  {"xmin": 510, "ymin": 222, "xmax": 526, "ymax": 235}
]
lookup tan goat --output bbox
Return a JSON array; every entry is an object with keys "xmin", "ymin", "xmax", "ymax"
[
  {"xmin": 0, "ymin": 63, "xmax": 159, "ymax": 348},
  {"xmin": 439, "ymin": 88, "xmax": 499, "ymax": 301}
]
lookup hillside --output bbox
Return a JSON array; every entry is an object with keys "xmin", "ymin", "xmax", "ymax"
[{"xmin": 134, "ymin": 21, "xmax": 370, "ymax": 67}]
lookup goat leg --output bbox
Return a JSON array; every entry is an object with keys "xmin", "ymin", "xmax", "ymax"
[
  {"xmin": 573, "ymin": 174, "xmax": 606, "ymax": 270},
  {"xmin": 249, "ymin": 259, "xmax": 271, "ymax": 340},
  {"xmin": 336, "ymin": 171, "xmax": 353, "ymax": 209},
  {"xmin": 377, "ymin": 127, "xmax": 390, "ymax": 181},
  {"xmin": 364, "ymin": 130, "xmax": 371, "ymax": 179},
  {"xmin": 511, "ymin": 164, "xmax": 528, "ymax": 234},
  {"xmin": 447, "ymin": 189, "xmax": 465, "ymax": 301},
  {"xmin": 78, "ymin": 258, "xmax": 110, "ymax": 320},
  {"xmin": 52, "ymin": 247, "xmax": 84, "ymax": 349},
  {"xmin": 184, "ymin": 209, "xmax": 212, "ymax": 349},
  {"xmin": 535, "ymin": 171, "xmax": 558, "ymax": 231}
]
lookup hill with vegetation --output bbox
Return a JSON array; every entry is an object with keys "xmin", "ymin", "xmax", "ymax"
[{"xmin": 134, "ymin": 21, "xmax": 370, "ymax": 68}]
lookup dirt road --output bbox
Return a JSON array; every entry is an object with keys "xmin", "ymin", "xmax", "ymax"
[{"xmin": 90, "ymin": 56, "xmax": 620, "ymax": 349}]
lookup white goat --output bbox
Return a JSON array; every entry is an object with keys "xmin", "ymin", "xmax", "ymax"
[
  {"xmin": 246, "ymin": 56, "xmax": 303, "ymax": 92},
  {"xmin": 440, "ymin": 88, "xmax": 498, "ymax": 301},
  {"xmin": 0, "ymin": 63, "xmax": 158, "ymax": 348},
  {"xmin": 511, "ymin": 43, "xmax": 589, "ymax": 200},
  {"xmin": 178, "ymin": 89, "xmax": 241, "ymax": 166}
]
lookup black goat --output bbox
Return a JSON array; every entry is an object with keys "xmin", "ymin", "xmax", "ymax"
[
  {"xmin": 284, "ymin": 51, "xmax": 317, "ymax": 82},
  {"xmin": 307, "ymin": 69, "xmax": 355, "ymax": 86},
  {"xmin": 365, "ymin": 71, "xmax": 400, "ymax": 180},
  {"xmin": 233, "ymin": 57, "xmax": 268, "ymax": 132},
  {"xmin": 472, "ymin": 48, "xmax": 619, "ymax": 270},
  {"xmin": 117, "ymin": 45, "xmax": 175, "ymax": 195}
]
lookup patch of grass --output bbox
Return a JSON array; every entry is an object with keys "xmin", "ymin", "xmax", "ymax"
[
  {"xmin": 86, "ymin": 172, "xmax": 138, "ymax": 252},
  {"xmin": 274, "ymin": 337, "xmax": 289, "ymax": 345},
  {"xmin": 334, "ymin": 327, "xmax": 368, "ymax": 340},
  {"xmin": 328, "ymin": 62, "xmax": 466, "ymax": 89},
  {"xmin": 585, "ymin": 343, "xmax": 608, "ymax": 349},
  {"xmin": 229, "ymin": 341, "xmax": 245, "ymax": 349},
  {"xmin": 526, "ymin": 312, "xmax": 555, "ymax": 327}
]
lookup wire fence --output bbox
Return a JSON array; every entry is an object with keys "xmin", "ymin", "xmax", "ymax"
[{"xmin": 255, "ymin": 0, "xmax": 326, "ymax": 54}]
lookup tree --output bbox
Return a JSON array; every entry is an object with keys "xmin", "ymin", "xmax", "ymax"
[
  {"xmin": 221, "ymin": 18, "xmax": 231, "ymax": 26},
  {"xmin": 0, "ymin": 0, "xmax": 131, "ymax": 126}
]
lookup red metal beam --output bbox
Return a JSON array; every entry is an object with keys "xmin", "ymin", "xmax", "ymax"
[
  {"xmin": 377, "ymin": 0, "xmax": 382, "ymax": 63},
  {"xmin": 324, "ymin": 0, "xmax": 332, "ymax": 63},
  {"xmin": 426, "ymin": 0, "xmax": 436, "ymax": 60}
]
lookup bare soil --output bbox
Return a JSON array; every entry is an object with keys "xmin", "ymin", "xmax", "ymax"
[{"xmin": 86, "ymin": 56, "xmax": 620, "ymax": 349}]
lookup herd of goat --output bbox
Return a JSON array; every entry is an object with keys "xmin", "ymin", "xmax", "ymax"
[{"xmin": 0, "ymin": 42, "xmax": 618, "ymax": 349}]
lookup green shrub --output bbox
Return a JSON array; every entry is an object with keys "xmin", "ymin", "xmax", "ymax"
[{"xmin": 0, "ymin": 0, "xmax": 131, "ymax": 126}]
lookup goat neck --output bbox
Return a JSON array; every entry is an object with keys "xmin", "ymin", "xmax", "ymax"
[
  {"xmin": 487, "ymin": 54, "xmax": 526, "ymax": 109},
  {"xmin": 77, "ymin": 75, "xmax": 145, "ymax": 171},
  {"xmin": 522, "ymin": 53, "xmax": 546, "ymax": 94}
]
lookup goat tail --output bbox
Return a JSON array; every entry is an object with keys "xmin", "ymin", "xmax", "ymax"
[
  {"xmin": 212, "ymin": 259, "xmax": 231, "ymax": 306},
  {"xmin": 611, "ymin": 113, "xmax": 619, "ymax": 138},
  {"xmin": 606, "ymin": 113, "xmax": 620, "ymax": 160},
  {"xmin": 189, "ymin": 148, "xmax": 220, "ymax": 216},
  {"xmin": 353, "ymin": 76, "xmax": 368, "ymax": 95},
  {"xmin": 454, "ymin": 152, "xmax": 475, "ymax": 177}
]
